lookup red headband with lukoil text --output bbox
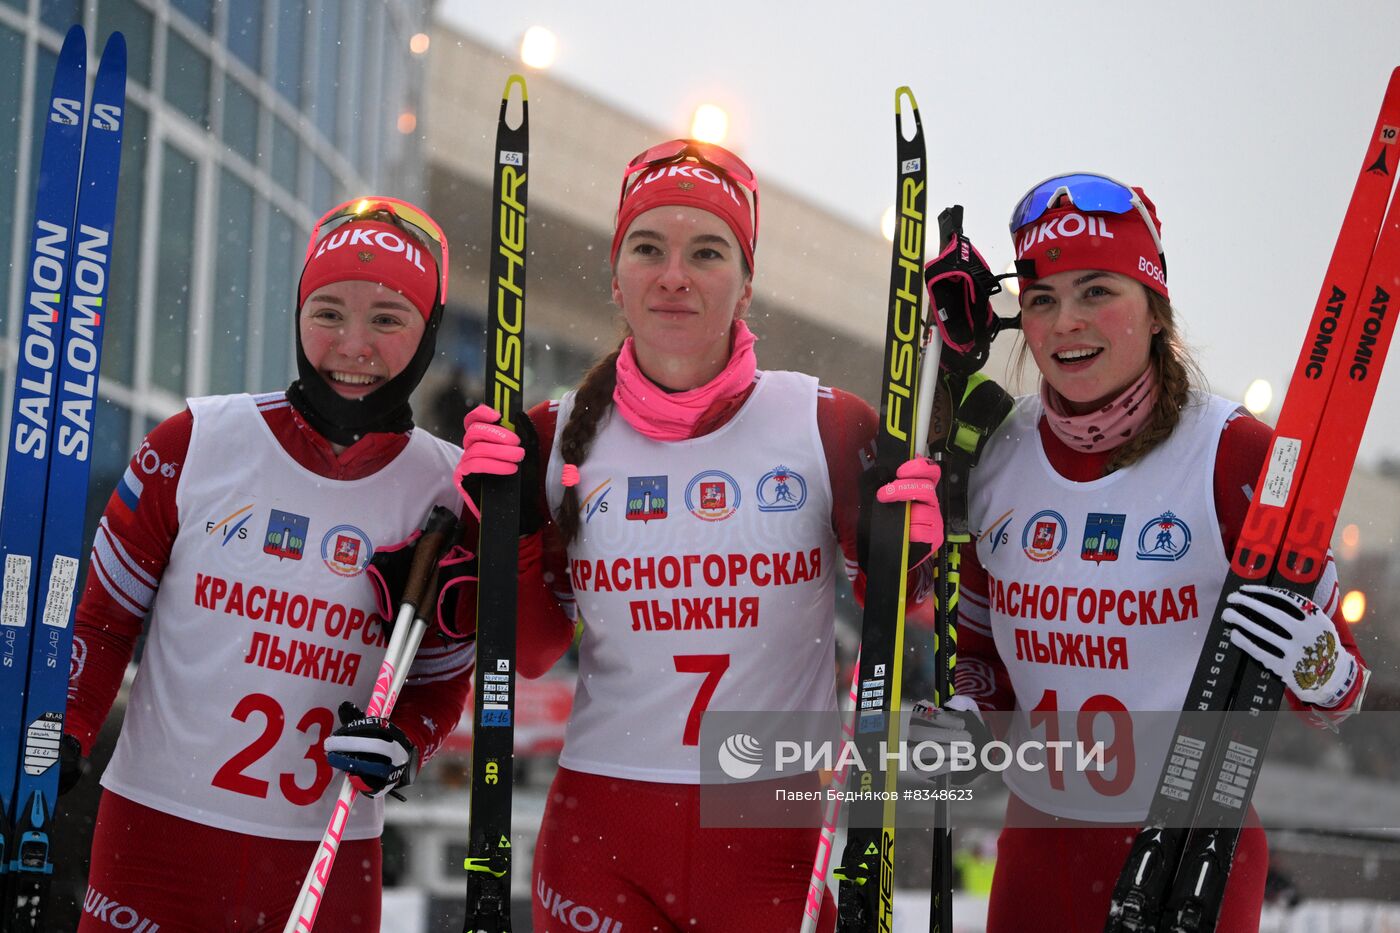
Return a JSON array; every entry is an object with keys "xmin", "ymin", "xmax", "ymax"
[
  {"xmin": 1014, "ymin": 194, "xmax": 1168, "ymax": 300},
  {"xmin": 298, "ymin": 219, "xmax": 440, "ymax": 320},
  {"xmin": 610, "ymin": 161, "xmax": 756, "ymax": 270}
]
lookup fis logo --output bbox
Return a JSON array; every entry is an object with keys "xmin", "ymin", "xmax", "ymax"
[
  {"xmin": 206, "ymin": 504, "xmax": 254, "ymax": 545},
  {"xmin": 581, "ymin": 477, "xmax": 612, "ymax": 523},
  {"xmin": 981, "ymin": 509, "xmax": 1015, "ymax": 555}
]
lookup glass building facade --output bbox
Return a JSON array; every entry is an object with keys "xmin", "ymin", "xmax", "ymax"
[{"xmin": 1, "ymin": 0, "xmax": 429, "ymax": 542}]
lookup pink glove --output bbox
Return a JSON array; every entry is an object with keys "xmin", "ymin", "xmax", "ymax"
[
  {"xmin": 875, "ymin": 458, "xmax": 944, "ymax": 549},
  {"xmin": 454, "ymin": 404, "xmax": 525, "ymax": 519}
]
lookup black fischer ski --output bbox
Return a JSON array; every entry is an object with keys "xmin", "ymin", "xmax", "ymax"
[
  {"xmin": 1106, "ymin": 67, "xmax": 1400, "ymax": 933},
  {"xmin": 1, "ymin": 27, "xmax": 126, "ymax": 932},
  {"xmin": 462, "ymin": 74, "xmax": 529, "ymax": 933},
  {"xmin": 833, "ymin": 85, "xmax": 929, "ymax": 933}
]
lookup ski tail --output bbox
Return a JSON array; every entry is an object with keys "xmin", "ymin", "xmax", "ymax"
[
  {"xmin": 1105, "ymin": 65, "xmax": 1400, "ymax": 933},
  {"xmin": 462, "ymin": 74, "xmax": 529, "ymax": 933},
  {"xmin": 834, "ymin": 85, "xmax": 928, "ymax": 933}
]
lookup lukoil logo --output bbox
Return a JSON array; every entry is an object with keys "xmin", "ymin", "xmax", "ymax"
[
  {"xmin": 1015, "ymin": 211, "xmax": 1116, "ymax": 253},
  {"xmin": 717, "ymin": 732, "xmax": 764, "ymax": 780}
]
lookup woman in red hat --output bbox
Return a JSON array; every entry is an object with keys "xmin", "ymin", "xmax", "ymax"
[
  {"xmin": 65, "ymin": 198, "xmax": 474, "ymax": 930},
  {"xmin": 909, "ymin": 174, "xmax": 1368, "ymax": 931},
  {"xmin": 455, "ymin": 140, "xmax": 944, "ymax": 932}
]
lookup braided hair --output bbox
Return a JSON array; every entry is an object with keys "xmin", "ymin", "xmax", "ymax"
[{"xmin": 554, "ymin": 343, "xmax": 625, "ymax": 545}]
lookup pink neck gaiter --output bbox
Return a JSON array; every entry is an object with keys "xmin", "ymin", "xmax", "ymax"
[
  {"xmin": 613, "ymin": 321, "xmax": 758, "ymax": 441},
  {"xmin": 1041, "ymin": 364, "xmax": 1158, "ymax": 453}
]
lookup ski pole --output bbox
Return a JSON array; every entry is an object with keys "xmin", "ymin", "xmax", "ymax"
[
  {"xmin": 924, "ymin": 207, "xmax": 964, "ymax": 933},
  {"xmin": 282, "ymin": 505, "xmax": 459, "ymax": 933},
  {"xmin": 800, "ymin": 656, "xmax": 860, "ymax": 933}
]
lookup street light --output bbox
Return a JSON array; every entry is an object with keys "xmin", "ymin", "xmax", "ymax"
[
  {"xmin": 1340, "ymin": 523, "xmax": 1360, "ymax": 561},
  {"xmin": 1244, "ymin": 378, "xmax": 1273, "ymax": 415},
  {"xmin": 1341, "ymin": 589, "xmax": 1366, "ymax": 624},
  {"xmin": 521, "ymin": 26, "xmax": 557, "ymax": 69},
  {"xmin": 690, "ymin": 104, "xmax": 729, "ymax": 144}
]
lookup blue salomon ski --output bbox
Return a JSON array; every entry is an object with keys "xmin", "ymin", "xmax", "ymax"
[
  {"xmin": 0, "ymin": 25, "xmax": 89, "ymax": 917},
  {"xmin": 1, "ymin": 27, "xmax": 127, "ymax": 931}
]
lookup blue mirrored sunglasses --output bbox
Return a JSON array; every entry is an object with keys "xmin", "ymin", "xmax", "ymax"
[{"xmin": 1009, "ymin": 172, "xmax": 1165, "ymax": 262}]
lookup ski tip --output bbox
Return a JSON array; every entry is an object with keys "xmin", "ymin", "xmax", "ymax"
[
  {"xmin": 99, "ymin": 30, "xmax": 128, "ymax": 68},
  {"xmin": 503, "ymin": 73, "xmax": 528, "ymax": 103},
  {"xmin": 895, "ymin": 86, "xmax": 921, "ymax": 144},
  {"xmin": 58, "ymin": 23, "xmax": 86, "ymax": 62}
]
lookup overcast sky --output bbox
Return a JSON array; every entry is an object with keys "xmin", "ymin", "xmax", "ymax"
[{"xmin": 438, "ymin": 0, "xmax": 1400, "ymax": 468}]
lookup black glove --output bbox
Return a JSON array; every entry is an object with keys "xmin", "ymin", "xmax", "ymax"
[
  {"xmin": 922, "ymin": 206, "xmax": 1017, "ymax": 376},
  {"xmin": 856, "ymin": 463, "xmax": 933, "ymax": 575},
  {"xmin": 365, "ymin": 535, "xmax": 477, "ymax": 639},
  {"xmin": 323, "ymin": 702, "xmax": 417, "ymax": 799},
  {"xmin": 58, "ymin": 734, "xmax": 89, "ymax": 797}
]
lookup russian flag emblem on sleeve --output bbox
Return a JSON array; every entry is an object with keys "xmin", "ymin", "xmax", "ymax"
[{"xmin": 116, "ymin": 465, "xmax": 144, "ymax": 513}]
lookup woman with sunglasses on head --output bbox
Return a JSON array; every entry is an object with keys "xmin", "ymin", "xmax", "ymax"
[
  {"xmin": 910, "ymin": 175, "xmax": 1367, "ymax": 931},
  {"xmin": 454, "ymin": 140, "xmax": 943, "ymax": 932},
  {"xmin": 64, "ymin": 198, "xmax": 474, "ymax": 930}
]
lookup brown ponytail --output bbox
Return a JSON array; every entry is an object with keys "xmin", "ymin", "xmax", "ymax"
[{"xmin": 554, "ymin": 343, "xmax": 624, "ymax": 544}]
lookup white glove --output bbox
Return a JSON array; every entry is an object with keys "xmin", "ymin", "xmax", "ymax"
[
  {"xmin": 1223, "ymin": 584, "xmax": 1360, "ymax": 708},
  {"xmin": 906, "ymin": 693, "xmax": 991, "ymax": 785}
]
